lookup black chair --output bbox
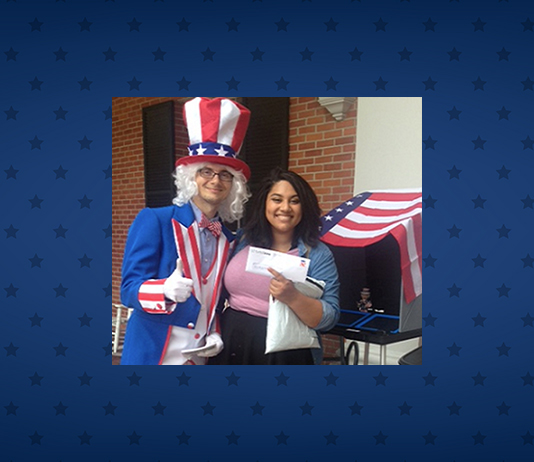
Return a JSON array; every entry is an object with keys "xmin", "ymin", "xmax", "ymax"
[{"xmin": 398, "ymin": 346, "xmax": 422, "ymax": 365}]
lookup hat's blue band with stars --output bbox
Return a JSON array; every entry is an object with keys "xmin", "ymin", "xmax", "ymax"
[{"xmin": 187, "ymin": 142, "xmax": 236, "ymax": 159}]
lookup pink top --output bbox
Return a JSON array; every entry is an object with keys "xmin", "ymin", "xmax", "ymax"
[{"xmin": 224, "ymin": 245, "xmax": 299, "ymax": 319}]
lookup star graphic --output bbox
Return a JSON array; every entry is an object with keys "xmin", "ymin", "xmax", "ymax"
[
  {"xmin": 423, "ymin": 195, "xmax": 437, "ymax": 208},
  {"xmin": 177, "ymin": 431, "xmax": 191, "ymax": 445},
  {"xmin": 5, "ymin": 401, "xmax": 19, "ymax": 416},
  {"xmin": 472, "ymin": 76, "xmax": 487, "ymax": 90},
  {"xmin": 225, "ymin": 77, "xmax": 240, "ymax": 91},
  {"xmin": 521, "ymin": 312, "xmax": 534, "ymax": 327},
  {"xmin": 5, "ymin": 225, "xmax": 19, "ymax": 238},
  {"xmin": 102, "ymin": 283, "xmax": 112, "ymax": 297},
  {"xmin": 324, "ymin": 431, "xmax": 339, "ymax": 445},
  {"xmin": 324, "ymin": 77, "xmax": 339, "ymax": 91},
  {"xmin": 275, "ymin": 18, "xmax": 290, "ymax": 32},
  {"xmin": 103, "ymin": 224, "xmax": 112, "ymax": 238},
  {"xmin": 78, "ymin": 195, "xmax": 93, "ymax": 208},
  {"xmin": 29, "ymin": 76, "xmax": 43, "ymax": 90},
  {"xmin": 472, "ymin": 372, "xmax": 487, "ymax": 386},
  {"xmin": 103, "ymin": 342, "xmax": 112, "ymax": 356},
  {"xmin": 275, "ymin": 372, "xmax": 290, "ymax": 386},
  {"xmin": 53, "ymin": 224, "xmax": 68, "ymax": 238},
  {"xmin": 102, "ymin": 165, "xmax": 112, "ymax": 180},
  {"xmin": 496, "ymin": 343, "xmax": 511, "ymax": 357},
  {"xmin": 423, "ymin": 372, "xmax": 437, "ymax": 386},
  {"xmin": 398, "ymin": 47, "xmax": 412, "ymax": 61},
  {"xmin": 522, "ymin": 76, "xmax": 534, "ymax": 91},
  {"xmin": 472, "ymin": 17, "xmax": 486, "ymax": 32},
  {"xmin": 29, "ymin": 195, "xmax": 44, "ymax": 209},
  {"xmin": 521, "ymin": 254, "xmax": 534, "ymax": 268},
  {"xmin": 373, "ymin": 77, "xmax": 387, "ymax": 91},
  {"xmin": 29, "ymin": 17, "xmax": 44, "ymax": 32},
  {"xmin": 53, "ymin": 106, "xmax": 68, "ymax": 120},
  {"xmin": 127, "ymin": 372, "xmax": 142, "ymax": 386},
  {"xmin": 177, "ymin": 18, "xmax": 191, "ymax": 31},
  {"xmin": 201, "ymin": 401, "xmax": 216, "ymax": 415},
  {"xmin": 250, "ymin": 401, "xmax": 264, "ymax": 416},
  {"xmin": 29, "ymin": 135, "xmax": 44, "ymax": 150},
  {"xmin": 53, "ymin": 342, "xmax": 68, "ymax": 356},
  {"xmin": 521, "ymin": 431, "xmax": 534, "ymax": 445},
  {"xmin": 78, "ymin": 431, "xmax": 92, "ymax": 445},
  {"xmin": 373, "ymin": 17, "xmax": 388, "ymax": 32},
  {"xmin": 4, "ymin": 342, "xmax": 19, "ymax": 356},
  {"xmin": 5, "ymin": 106, "xmax": 19, "ymax": 120},
  {"xmin": 349, "ymin": 46, "xmax": 363, "ymax": 61},
  {"xmin": 496, "ymin": 284, "xmax": 511, "ymax": 297},
  {"xmin": 324, "ymin": 372, "xmax": 338, "ymax": 386},
  {"xmin": 521, "ymin": 372, "xmax": 534, "ymax": 386},
  {"xmin": 422, "ymin": 17, "xmax": 437, "ymax": 31},
  {"xmin": 78, "ymin": 372, "xmax": 92, "ymax": 386},
  {"xmin": 423, "ymin": 431, "xmax": 437, "ymax": 445},
  {"xmin": 472, "ymin": 431, "xmax": 486, "ymax": 445},
  {"xmin": 78, "ymin": 76, "xmax": 92, "ymax": 91},
  {"xmin": 103, "ymin": 47, "xmax": 117, "ymax": 61},
  {"xmin": 447, "ymin": 47, "xmax": 462, "ymax": 61},
  {"xmin": 300, "ymin": 401, "xmax": 314, "ymax": 416},
  {"xmin": 496, "ymin": 224, "xmax": 511, "ymax": 238},
  {"xmin": 4, "ymin": 283, "xmax": 18, "ymax": 298},
  {"xmin": 152, "ymin": 402, "xmax": 166, "ymax": 415},
  {"xmin": 447, "ymin": 106, "xmax": 461, "ymax": 120},
  {"xmin": 5, "ymin": 47, "xmax": 19, "ymax": 61},
  {"xmin": 78, "ymin": 313, "xmax": 92, "ymax": 326},
  {"xmin": 423, "ymin": 313, "xmax": 437, "ymax": 327},
  {"xmin": 226, "ymin": 17, "xmax": 240, "ymax": 32},
  {"xmin": 472, "ymin": 313, "xmax": 486, "ymax": 327},
  {"xmin": 324, "ymin": 18, "xmax": 339, "ymax": 31},
  {"xmin": 29, "ymin": 372, "xmax": 44, "ymax": 386},
  {"xmin": 128, "ymin": 18, "xmax": 142, "ymax": 31},
  {"xmin": 423, "ymin": 254, "xmax": 437, "ymax": 268},
  {"xmin": 497, "ymin": 47, "xmax": 511, "ymax": 61},
  {"xmin": 4, "ymin": 165, "xmax": 18, "ymax": 179},
  {"xmin": 398, "ymin": 401, "xmax": 412, "ymax": 415},
  {"xmin": 275, "ymin": 431, "xmax": 290, "ymax": 445},
  {"xmin": 447, "ymin": 342, "xmax": 462, "ymax": 356},
  {"xmin": 127, "ymin": 431, "xmax": 142, "ymax": 445},
  {"xmin": 128, "ymin": 77, "xmax": 142, "ymax": 91},
  {"xmin": 373, "ymin": 372, "xmax": 388, "ymax": 386},
  {"xmin": 29, "ymin": 313, "xmax": 44, "ymax": 327},
  {"xmin": 522, "ymin": 17, "xmax": 534, "ymax": 31},
  {"xmin": 152, "ymin": 47, "xmax": 166, "ymax": 61},
  {"xmin": 103, "ymin": 401, "xmax": 117, "ymax": 415},
  {"xmin": 103, "ymin": 106, "xmax": 112, "ymax": 119},
  {"xmin": 423, "ymin": 76, "xmax": 437, "ymax": 91},
  {"xmin": 447, "ymin": 283, "xmax": 462, "ymax": 297},
  {"xmin": 373, "ymin": 431, "xmax": 388, "ymax": 445},
  {"xmin": 447, "ymin": 165, "xmax": 461, "ymax": 179},
  {"xmin": 447, "ymin": 402, "xmax": 461, "ymax": 415},
  {"xmin": 447, "ymin": 224, "xmax": 461, "ymax": 238},
  {"xmin": 423, "ymin": 136, "xmax": 437, "ymax": 150},
  {"xmin": 250, "ymin": 47, "xmax": 265, "ymax": 61},
  {"xmin": 300, "ymin": 47, "xmax": 314, "ymax": 61},
  {"xmin": 275, "ymin": 77, "xmax": 289, "ymax": 91},
  {"xmin": 223, "ymin": 371, "xmax": 240, "ymax": 386},
  {"xmin": 472, "ymin": 254, "xmax": 486, "ymax": 268},
  {"xmin": 29, "ymin": 431, "xmax": 44, "ymax": 445},
  {"xmin": 521, "ymin": 135, "xmax": 534, "ymax": 150},
  {"xmin": 496, "ymin": 165, "xmax": 511, "ymax": 179},
  {"xmin": 78, "ymin": 17, "xmax": 92, "ymax": 32},
  {"xmin": 349, "ymin": 401, "xmax": 363, "ymax": 415},
  {"xmin": 472, "ymin": 195, "xmax": 486, "ymax": 209},
  {"xmin": 78, "ymin": 254, "xmax": 93, "ymax": 268},
  {"xmin": 471, "ymin": 135, "xmax": 486, "ymax": 149},
  {"xmin": 54, "ymin": 283, "xmax": 68, "ymax": 297},
  {"xmin": 177, "ymin": 77, "xmax": 191, "ymax": 90},
  {"xmin": 226, "ymin": 431, "xmax": 240, "ymax": 445},
  {"xmin": 521, "ymin": 195, "xmax": 534, "ymax": 209},
  {"xmin": 53, "ymin": 165, "xmax": 67, "ymax": 179}
]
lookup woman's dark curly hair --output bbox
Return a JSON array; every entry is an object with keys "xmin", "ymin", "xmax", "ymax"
[{"xmin": 243, "ymin": 168, "xmax": 322, "ymax": 249}]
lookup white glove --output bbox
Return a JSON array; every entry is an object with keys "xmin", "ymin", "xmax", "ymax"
[
  {"xmin": 163, "ymin": 259, "xmax": 193, "ymax": 303},
  {"xmin": 197, "ymin": 333, "xmax": 224, "ymax": 357}
]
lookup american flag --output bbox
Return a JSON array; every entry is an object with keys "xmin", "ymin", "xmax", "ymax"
[{"xmin": 320, "ymin": 190, "xmax": 422, "ymax": 304}]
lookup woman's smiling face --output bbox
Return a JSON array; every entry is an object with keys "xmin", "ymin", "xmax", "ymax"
[{"xmin": 265, "ymin": 180, "xmax": 302, "ymax": 237}]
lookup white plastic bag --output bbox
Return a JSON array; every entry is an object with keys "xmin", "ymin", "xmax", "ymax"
[{"xmin": 265, "ymin": 277, "xmax": 325, "ymax": 354}]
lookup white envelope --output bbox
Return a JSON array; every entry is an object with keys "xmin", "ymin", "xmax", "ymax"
[{"xmin": 245, "ymin": 246, "xmax": 310, "ymax": 283}]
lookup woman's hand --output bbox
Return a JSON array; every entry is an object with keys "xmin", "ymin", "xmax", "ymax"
[{"xmin": 268, "ymin": 268, "xmax": 298, "ymax": 305}]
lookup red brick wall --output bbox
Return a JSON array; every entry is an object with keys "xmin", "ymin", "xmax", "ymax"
[{"xmin": 112, "ymin": 97, "xmax": 358, "ymax": 362}]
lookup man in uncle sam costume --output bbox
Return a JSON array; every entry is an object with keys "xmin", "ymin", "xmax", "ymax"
[{"xmin": 120, "ymin": 97, "xmax": 251, "ymax": 365}]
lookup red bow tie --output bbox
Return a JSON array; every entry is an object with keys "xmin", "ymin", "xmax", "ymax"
[{"xmin": 199, "ymin": 215, "xmax": 222, "ymax": 237}]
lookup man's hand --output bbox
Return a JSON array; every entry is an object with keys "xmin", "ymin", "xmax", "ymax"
[
  {"xmin": 163, "ymin": 259, "xmax": 193, "ymax": 303},
  {"xmin": 197, "ymin": 333, "xmax": 224, "ymax": 357}
]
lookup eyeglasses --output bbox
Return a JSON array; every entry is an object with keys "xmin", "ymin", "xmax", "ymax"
[{"xmin": 197, "ymin": 167, "xmax": 234, "ymax": 183}]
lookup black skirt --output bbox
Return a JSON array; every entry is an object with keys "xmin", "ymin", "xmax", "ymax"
[{"xmin": 210, "ymin": 307, "xmax": 314, "ymax": 365}]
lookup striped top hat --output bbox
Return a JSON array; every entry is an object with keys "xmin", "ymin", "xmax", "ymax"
[{"xmin": 177, "ymin": 97, "xmax": 251, "ymax": 180}]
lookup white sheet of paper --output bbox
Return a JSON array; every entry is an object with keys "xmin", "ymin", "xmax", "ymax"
[{"xmin": 245, "ymin": 246, "xmax": 310, "ymax": 283}]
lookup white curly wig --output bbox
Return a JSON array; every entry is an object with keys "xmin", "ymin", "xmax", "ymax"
[{"xmin": 172, "ymin": 162, "xmax": 250, "ymax": 223}]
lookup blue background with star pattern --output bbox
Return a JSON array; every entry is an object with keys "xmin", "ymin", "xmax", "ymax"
[{"xmin": 1, "ymin": 1, "xmax": 533, "ymax": 461}]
